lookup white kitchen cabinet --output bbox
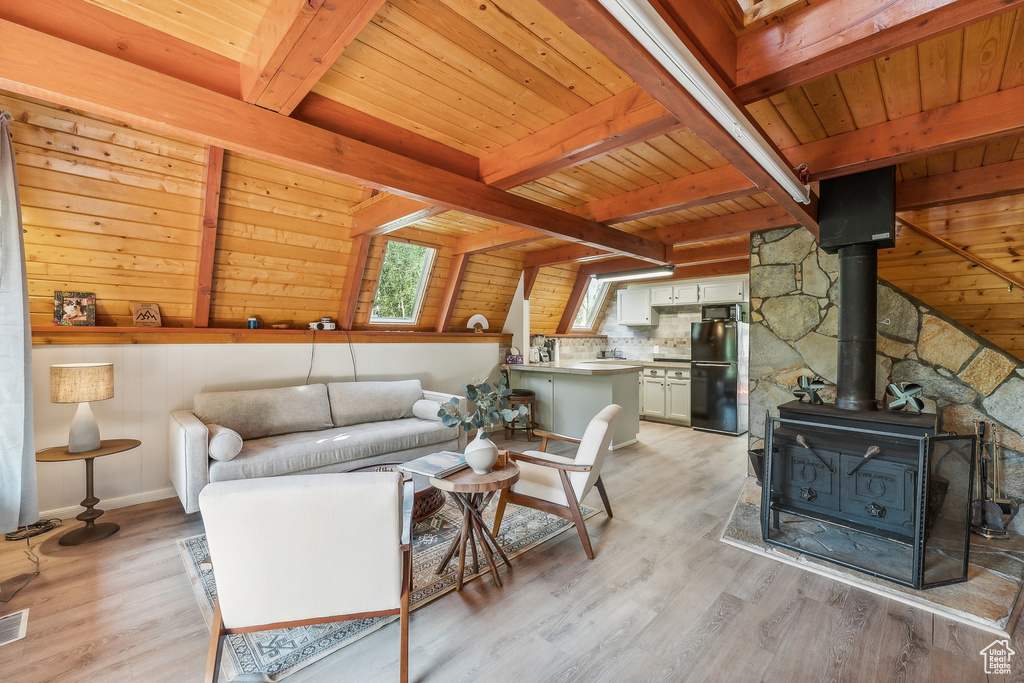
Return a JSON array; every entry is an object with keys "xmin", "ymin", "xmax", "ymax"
[
  {"xmin": 649, "ymin": 285, "xmax": 674, "ymax": 306},
  {"xmin": 642, "ymin": 376, "xmax": 665, "ymax": 418},
  {"xmin": 698, "ymin": 278, "xmax": 746, "ymax": 303},
  {"xmin": 666, "ymin": 375, "xmax": 690, "ymax": 423},
  {"xmin": 651, "ymin": 283, "xmax": 700, "ymax": 307},
  {"xmin": 617, "ymin": 287, "xmax": 658, "ymax": 325}
]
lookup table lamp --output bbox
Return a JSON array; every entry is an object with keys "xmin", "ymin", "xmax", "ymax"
[{"xmin": 50, "ymin": 363, "xmax": 114, "ymax": 453}]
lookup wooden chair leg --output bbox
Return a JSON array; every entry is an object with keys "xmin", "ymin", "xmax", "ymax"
[
  {"xmin": 204, "ymin": 600, "xmax": 225, "ymax": 683},
  {"xmin": 400, "ymin": 546, "xmax": 411, "ymax": 683},
  {"xmin": 492, "ymin": 488, "xmax": 509, "ymax": 537},
  {"xmin": 595, "ymin": 476, "xmax": 613, "ymax": 518},
  {"xmin": 558, "ymin": 470, "xmax": 594, "ymax": 559}
]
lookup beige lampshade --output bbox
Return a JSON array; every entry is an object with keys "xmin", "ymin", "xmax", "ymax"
[{"xmin": 50, "ymin": 363, "xmax": 115, "ymax": 403}]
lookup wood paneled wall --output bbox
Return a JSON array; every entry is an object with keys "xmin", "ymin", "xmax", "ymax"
[
  {"xmin": 6, "ymin": 91, "xmax": 206, "ymax": 328},
  {"xmin": 450, "ymin": 249, "xmax": 524, "ymax": 331},
  {"xmin": 210, "ymin": 152, "xmax": 362, "ymax": 328},
  {"xmin": 881, "ymin": 196, "xmax": 1024, "ymax": 360},
  {"xmin": 529, "ymin": 262, "xmax": 581, "ymax": 334}
]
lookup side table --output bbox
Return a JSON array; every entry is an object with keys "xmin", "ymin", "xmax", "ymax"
[
  {"xmin": 430, "ymin": 462, "xmax": 519, "ymax": 591},
  {"xmin": 36, "ymin": 438, "xmax": 141, "ymax": 546}
]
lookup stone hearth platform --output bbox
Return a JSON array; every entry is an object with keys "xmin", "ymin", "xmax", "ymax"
[{"xmin": 722, "ymin": 476, "xmax": 1024, "ymax": 637}]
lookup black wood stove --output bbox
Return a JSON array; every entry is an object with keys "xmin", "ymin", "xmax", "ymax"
[{"xmin": 760, "ymin": 168, "xmax": 975, "ymax": 589}]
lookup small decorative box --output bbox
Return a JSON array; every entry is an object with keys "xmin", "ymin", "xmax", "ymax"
[{"xmin": 504, "ymin": 354, "xmax": 524, "ymax": 364}]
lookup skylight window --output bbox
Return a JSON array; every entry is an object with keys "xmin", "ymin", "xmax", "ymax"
[
  {"xmin": 573, "ymin": 277, "xmax": 608, "ymax": 331},
  {"xmin": 370, "ymin": 241, "xmax": 435, "ymax": 324}
]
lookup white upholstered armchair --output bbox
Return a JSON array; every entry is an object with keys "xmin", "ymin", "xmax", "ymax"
[
  {"xmin": 199, "ymin": 472, "xmax": 413, "ymax": 682},
  {"xmin": 493, "ymin": 404, "xmax": 621, "ymax": 559}
]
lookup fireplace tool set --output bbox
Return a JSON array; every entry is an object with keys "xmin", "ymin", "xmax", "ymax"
[{"xmin": 970, "ymin": 420, "xmax": 1020, "ymax": 539}]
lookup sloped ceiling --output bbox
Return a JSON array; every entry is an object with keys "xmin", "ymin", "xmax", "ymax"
[{"xmin": 1, "ymin": 0, "xmax": 1022, "ymax": 357}]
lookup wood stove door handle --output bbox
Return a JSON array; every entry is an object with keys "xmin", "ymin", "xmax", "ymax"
[
  {"xmin": 796, "ymin": 434, "xmax": 835, "ymax": 473},
  {"xmin": 846, "ymin": 445, "xmax": 883, "ymax": 477}
]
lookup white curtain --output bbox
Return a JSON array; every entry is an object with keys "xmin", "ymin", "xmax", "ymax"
[{"xmin": 0, "ymin": 113, "xmax": 39, "ymax": 533}]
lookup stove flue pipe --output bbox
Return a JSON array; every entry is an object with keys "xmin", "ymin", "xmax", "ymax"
[{"xmin": 836, "ymin": 243, "xmax": 878, "ymax": 411}]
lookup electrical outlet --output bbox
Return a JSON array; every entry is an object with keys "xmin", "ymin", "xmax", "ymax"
[{"xmin": 653, "ymin": 345, "xmax": 659, "ymax": 353}]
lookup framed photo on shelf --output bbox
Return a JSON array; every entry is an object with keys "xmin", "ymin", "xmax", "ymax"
[{"xmin": 53, "ymin": 291, "xmax": 96, "ymax": 326}]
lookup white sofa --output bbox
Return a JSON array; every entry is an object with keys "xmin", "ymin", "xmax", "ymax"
[{"xmin": 169, "ymin": 379, "xmax": 466, "ymax": 513}]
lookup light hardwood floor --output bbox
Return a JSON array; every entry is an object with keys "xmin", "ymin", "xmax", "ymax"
[{"xmin": 0, "ymin": 422, "xmax": 1018, "ymax": 682}]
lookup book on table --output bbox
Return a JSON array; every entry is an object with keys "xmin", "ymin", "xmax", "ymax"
[{"xmin": 398, "ymin": 451, "xmax": 468, "ymax": 478}]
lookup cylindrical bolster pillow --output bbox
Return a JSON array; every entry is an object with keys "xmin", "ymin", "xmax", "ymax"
[
  {"xmin": 412, "ymin": 399, "xmax": 443, "ymax": 421},
  {"xmin": 207, "ymin": 424, "xmax": 244, "ymax": 461}
]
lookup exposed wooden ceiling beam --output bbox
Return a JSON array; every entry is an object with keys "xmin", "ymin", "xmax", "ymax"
[
  {"xmin": 523, "ymin": 266, "xmax": 541, "ymax": 300},
  {"xmin": 556, "ymin": 271, "xmax": 595, "ymax": 334},
  {"xmin": 540, "ymin": 0, "xmax": 819, "ymax": 236},
  {"xmin": 480, "ymin": 86, "xmax": 681, "ymax": 189},
  {"xmin": 572, "ymin": 165, "xmax": 756, "ymax": 223},
  {"xmin": 0, "ymin": 19, "xmax": 669, "ymax": 264},
  {"xmin": 524, "ymin": 243, "xmax": 615, "ymax": 269},
  {"xmin": 337, "ymin": 233, "xmax": 372, "ymax": 330},
  {"xmin": 895, "ymin": 158, "xmax": 1024, "ymax": 212},
  {"xmin": 734, "ymin": 0, "xmax": 1024, "ymax": 103},
  {"xmin": 434, "ymin": 252, "xmax": 471, "ymax": 333},
  {"xmin": 192, "ymin": 146, "xmax": 225, "ymax": 328},
  {"xmin": 651, "ymin": 0, "xmax": 739, "ymax": 87},
  {"xmin": 454, "ymin": 226, "xmax": 542, "ymax": 254},
  {"xmin": 790, "ymin": 86, "xmax": 1024, "ymax": 181},
  {"xmin": 584, "ymin": 254, "xmax": 751, "ymax": 280},
  {"xmin": 290, "ymin": 94, "xmax": 480, "ymax": 180},
  {"xmin": 351, "ymin": 193, "xmax": 446, "ymax": 236},
  {"xmin": 241, "ymin": 0, "xmax": 387, "ymax": 114},
  {"xmin": 669, "ymin": 239, "xmax": 750, "ymax": 265},
  {"xmin": 0, "ymin": 0, "xmax": 240, "ymax": 98},
  {"xmin": 656, "ymin": 205, "xmax": 798, "ymax": 245}
]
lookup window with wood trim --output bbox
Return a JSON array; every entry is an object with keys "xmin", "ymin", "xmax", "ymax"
[
  {"xmin": 573, "ymin": 277, "xmax": 608, "ymax": 331},
  {"xmin": 370, "ymin": 241, "xmax": 436, "ymax": 325}
]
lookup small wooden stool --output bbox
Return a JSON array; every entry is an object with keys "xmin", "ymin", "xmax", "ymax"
[{"xmin": 504, "ymin": 391, "xmax": 536, "ymax": 441}]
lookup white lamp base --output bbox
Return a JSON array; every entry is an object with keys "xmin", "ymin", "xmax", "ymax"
[{"xmin": 68, "ymin": 402, "xmax": 101, "ymax": 453}]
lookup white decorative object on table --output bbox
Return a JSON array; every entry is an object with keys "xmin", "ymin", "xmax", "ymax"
[{"xmin": 464, "ymin": 433, "xmax": 499, "ymax": 474}]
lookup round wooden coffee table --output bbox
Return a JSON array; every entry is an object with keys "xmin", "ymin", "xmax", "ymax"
[
  {"xmin": 430, "ymin": 462, "xmax": 520, "ymax": 591},
  {"xmin": 348, "ymin": 462, "xmax": 445, "ymax": 523}
]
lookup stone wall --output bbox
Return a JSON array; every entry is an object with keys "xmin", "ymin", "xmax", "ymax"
[{"xmin": 749, "ymin": 226, "xmax": 1024, "ymax": 521}]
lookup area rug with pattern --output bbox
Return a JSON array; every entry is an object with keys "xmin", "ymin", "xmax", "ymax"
[{"xmin": 178, "ymin": 500, "xmax": 596, "ymax": 681}]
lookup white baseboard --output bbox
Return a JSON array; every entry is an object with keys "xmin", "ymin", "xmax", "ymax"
[{"xmin": 40, "ymin": 487, "xmax": 178, "ymax": 522}]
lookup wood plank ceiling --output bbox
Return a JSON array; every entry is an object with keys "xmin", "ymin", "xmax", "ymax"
[{"xmin": 1, "ymin": 0, "xmax": 1022, "ymax": 356}]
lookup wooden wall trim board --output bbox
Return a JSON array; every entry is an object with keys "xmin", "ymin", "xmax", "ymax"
[
  {"xmin": 434, "ymin": 252, "xmax": 470, "ymax": 332},
  {"xmin": 479, "ymin": 86, "xmax": 681, "ymax": 189},
  {"xmin": 734, "ymin": 0, "xmax": 1024, "ymax": 103},
  {"xmin": 192, "ymin": 146, "xmax": 225, "ymax": 327},
  {"xmin": 538, "ymin": 0, "xmax": 820, "ymax": 235},
  {"xmin": 792, "ymin": 85, "xmax": 1024, "ymax": 181},
  {"xmin": 895, "ymin": 157, "xmax": 1024, "ymax": 211},
  {"xmin": 0, "ymin": 19, "xmax": 668, "ymax": 264},
  {"xmin": 572, "ymin": 165, "xmax": 757, "ymax": 223},
  {"xmin": 241, "ymin": 0, "xmax": 388, "ymax": 114},
  {"xmin": 30, "ymin": 327, "xmax": 510, "ymax": 346}
]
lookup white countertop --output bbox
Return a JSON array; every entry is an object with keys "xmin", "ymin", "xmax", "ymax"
[{"xmin": 508, "ymin": 360, "xmax": 643, "ymax": 375}]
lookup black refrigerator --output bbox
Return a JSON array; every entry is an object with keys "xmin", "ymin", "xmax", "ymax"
[{"xmin": 691, "ymin": 318, "xmax": 748, "ymax": 435}]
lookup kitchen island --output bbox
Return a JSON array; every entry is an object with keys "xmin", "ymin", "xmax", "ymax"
[{"xmin": 508, "ymin": 361, "xmax": 641, "ymax": 449}]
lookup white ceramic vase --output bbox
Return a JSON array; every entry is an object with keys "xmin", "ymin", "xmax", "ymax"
[{"xmin": 465, "ymin": 432, "xmax": 499, "ymax": 474}]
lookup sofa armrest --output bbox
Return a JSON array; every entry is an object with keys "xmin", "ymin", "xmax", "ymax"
[
  {"xmin": 169, "ymin": 409, "xmax": 211, "ymax": 514},
  {"xmin": 422, "ymin": 390, "xmax": 469, "ymax": 449}
]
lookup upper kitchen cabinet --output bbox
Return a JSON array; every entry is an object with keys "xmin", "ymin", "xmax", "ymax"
[
  {"xmin": 698, "ymin": 279, "xmax": 747, "ymax": 304},
  {"xmin": 650, "ymin": 283, "xmax": 699, "ymax": 307},
  {"xmin": 617, "ymin": 287, "xmax": 659, "ymax": 326}
]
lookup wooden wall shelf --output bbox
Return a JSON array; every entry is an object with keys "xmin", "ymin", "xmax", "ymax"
[{"xmin": 31, "ymin": 327, "xmax": 511, "ymax": 346}]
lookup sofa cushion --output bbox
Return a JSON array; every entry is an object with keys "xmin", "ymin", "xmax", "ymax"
[
  {"xmin": 209, "ymin": 418, "xmax": 460, "ymax": 481},
  {"xmin": 328, "ymin": 380, "xmax": 423, "ymax": 427},
  {"xmin": 207, "ymin": 424, "xmax": 243, "ymax": 462},
  {"xmin": 193, "ymin": 384, "xmax": 333, "ymax": 440}
]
